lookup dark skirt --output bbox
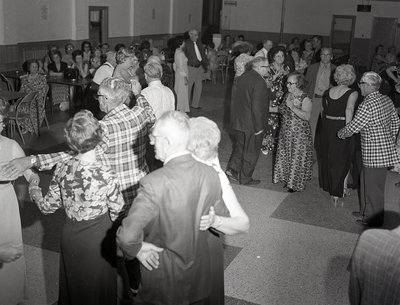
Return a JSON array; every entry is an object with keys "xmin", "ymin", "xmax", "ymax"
[
  {"xmin": 58, "ymin": 212, "xmax": 117, "ymax": 305},
  {"xmin": 208, "ymin": 231, "xmax": 224, "ymax": 305}
]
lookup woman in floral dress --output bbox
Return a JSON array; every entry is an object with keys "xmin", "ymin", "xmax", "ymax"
[
  {"xmin": 261, "ymin": 46, "xmax": 291, "ymax": 155},
  {"xmin": 273, "ymin": 72, "xmax": 313, "ymax": 192},
  {"xmin": 18, "ymin": 59, "xmax": 47, "ymax": 134},
  {"xmin": 29, "ymin": 110, "xmax": 125, "ymax": 305}
]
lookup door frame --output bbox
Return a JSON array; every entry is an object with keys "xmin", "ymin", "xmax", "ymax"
[
  {"xmin": 88, "ymin": 6, "xmax": 109, "ymax": 44},
  {"xmin": 330, "ymin": 15, "xmax": 356, "ymax": 58}
]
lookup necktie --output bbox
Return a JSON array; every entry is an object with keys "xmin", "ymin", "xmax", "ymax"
[{"xmin": 194, "ymin": 42, "xmax": 202, "ymax": 62}]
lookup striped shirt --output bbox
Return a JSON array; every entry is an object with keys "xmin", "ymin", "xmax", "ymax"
[
  {"xmin": 338, "ymin": 91, "xmax": 400, "ymax": 167},
  {"xmin": 37, "ymin": 95, "xmax": 156, "ymax": 204}
]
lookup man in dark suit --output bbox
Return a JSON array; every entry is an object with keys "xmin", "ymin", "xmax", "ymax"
[
  {"xmin": 305, "ymin": 47, "xmax": 336, "ymax": 141},
  {"xmin": 184, "ymin": 28, "xmax": 208, "ymax": 109},
  {"xmin": 225, "ymin": 57, "xmax": 269, "ymax": 185},
  {"xmin": 349, "ymin": 226, "xmax": 400, "ymax": 305},
  {"xmin": 310, "ymin": 35, "xmax": 322, "ymax": 64},
  {"xmin": 117, "ymin": 111, "xmax": 228, "ymax": 305}
]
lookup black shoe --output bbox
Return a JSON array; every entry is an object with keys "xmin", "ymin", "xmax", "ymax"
[
  {"xmin": 287, "ymin": 188, "xmax": 296, "ymax": 193},
  {"xmin": 352, "ymin": 211, "xmax": 361, "ymax": 218},
  {"xmin": 225, "ymin": 169, "xmax": 239, "ymax": 182},
  {"xmin": 191, "ymin": 106, "xmax": 202, "ymax": 109},
  {"xmin": 356, "ymin": 218, "xmax": 369, "ymax": 226},
  {"xmin": 241, "ymin": 179, "xmax": 260, "ymax": 185}
]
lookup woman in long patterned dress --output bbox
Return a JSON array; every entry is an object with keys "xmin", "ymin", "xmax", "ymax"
[
  {"xmin": 273, "ymin": 72, "xmax": 313, "ymax": 192},
  {"xmin": 174, "ymin": 36, "xmax": 190, "ymax": 113},
  {"xmin": 29, "ymin": 110, "xmax": 125, "ymax": 305},
  {"xmin": 318, "ymin": 65, "xmax": 358, "ymax": 205},
  {"xmin": 0, "ymin": 98, "xmax": 40, "ymax": 305},
  {"xmin": 18, "ymin": 59, "xmax": 47, "ymax": 134},
  {"xmin": 261, "ymin": 46, "xmax": 291, "ymax": 155}
]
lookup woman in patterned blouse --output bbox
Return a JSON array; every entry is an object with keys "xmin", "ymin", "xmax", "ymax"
[{"xmin": 29, "ymin": 110, "xmax": 125, "ymax": 305}]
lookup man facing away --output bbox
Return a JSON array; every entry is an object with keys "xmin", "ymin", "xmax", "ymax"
[
  {"xmin": 338, "ymin": 71, "xmax": 400, "ymax": 227},
  {"xmin": 117, "ymin": 111, "xmax": 228, "ymax": 305},
  {"xmin": 225, "ymin": 57, "xmax": 269, "ymax": 185},
  {"xmin": 184, "ymin": 28, "xmax": 208, "ymax": 109},
  {"xmin": 141, "ymin": 61, "xmax": 175, "ymax": 171}
]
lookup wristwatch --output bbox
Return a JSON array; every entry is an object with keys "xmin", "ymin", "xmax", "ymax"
[{"xmin": 30, "ymin": 155, "xmax": 37, "ymax": 167}]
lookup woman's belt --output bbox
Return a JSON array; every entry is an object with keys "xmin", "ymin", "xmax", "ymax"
[
  {"xmin": 0, "ymin": 181, "xmax": 11, "ymax": 184},
  {"xmin": 326, "ymin": 115, "xmax": 345, "ymax": 121}
]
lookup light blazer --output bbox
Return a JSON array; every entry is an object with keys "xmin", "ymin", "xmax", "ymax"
[{"xmin": 117, "ymin": 154, "xmax": 228, "ymax": 305}]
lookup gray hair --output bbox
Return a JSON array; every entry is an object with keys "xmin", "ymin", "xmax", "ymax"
[
  {"xmin": 188, "ymin": 117, "xmax": 221, "ymax": 162},
  {"xmin": 99, "ymin": 77, "xmax": 131, "ymax": 107},
  {"xmin": 156, "ymin": 111, "xmax": 190, "ymax": 146},
  {"xmin": 334, "ymin": 64, "xmax": 356, "ymax": 86},
  {"xmin": 144, "ymin": 62, "xmax": 163, "ymax": 79},
  {"xmin": 361, "ymin": 71, "xmax": 382, "ymax": 89}
]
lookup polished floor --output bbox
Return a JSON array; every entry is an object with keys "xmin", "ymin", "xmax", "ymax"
[{"xmin": 12, "ymin": 78, "xmax": 400, "ymax": 305}]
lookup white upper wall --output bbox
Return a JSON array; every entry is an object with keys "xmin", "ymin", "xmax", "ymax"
[
  {"xmin": 0, "ymin": 0, "xmax": 203, "ymax": 45},
  {"xmin": 171, "ymin": 0, "xmax": 203, "ymax": 34},
  {"xmin": 134, "ymin": 0, "xmax": 171, "ymax": 36},
  {"xmin": 222, "ymin": 0, "xmax": 400, "ymax": 39}
]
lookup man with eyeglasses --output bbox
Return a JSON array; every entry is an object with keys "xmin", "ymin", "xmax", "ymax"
[
  {"xmin": 305, "ymin": 47, "xmax": 336, "ymax": 142},
  {"xmin": 225, "ymin": 57, "xmax": 269, "ymax": 185},
  {"xmin": 338, "ymin": 71, "xmax": 400, "ymax": 227}
]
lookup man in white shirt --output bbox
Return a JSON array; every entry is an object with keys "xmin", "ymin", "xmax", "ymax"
[
  {"xmin": 141, "ymin": 61, "xmax": 175, "ymax": 170},
  {"xmin": 254, "ymin": 40, "xmax": 273, "ymax": 60},
  {"xmin": 93, "ymin": 51, "xmax": 117, "ymax": 85},
  {"xmin": 87, "ymin": 51, "xmax": 117, "ymax": 118}
]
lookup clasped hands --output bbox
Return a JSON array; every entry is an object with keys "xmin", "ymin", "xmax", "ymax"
[
  {"xmin": 0, "ymin": 157, "xmax": 32, "ymax": 181},
  {"xmin": 0, "ymin": 243, "xmax": 23, "ymax": 263}
]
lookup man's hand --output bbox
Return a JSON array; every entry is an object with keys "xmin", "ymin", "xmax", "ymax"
[
  {"xmin": 337, "ymin": 129, "xmax": 346, "ymax": 139},
  {"xmin": 136, "ymin": 242, "xmax": 163, "ymax": 271},
  {"xmin": 200, "ymin": 206, "xmax": 216, "ymax": 231},
  {"xmin": 1, "ymin": 157, "xmax": 33, "ymax": 180},
  {"xmin": 131, "ymin": 78, "xmax": 142, "ymax": 96},
  {"xmin": 0, "ymin": 243, "xmax": 23, "ymax": 263}
]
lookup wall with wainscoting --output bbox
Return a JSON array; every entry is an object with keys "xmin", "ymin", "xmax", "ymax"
[{"xmin": 0, "ymin": 0, "xmax": 203, "ymax": 70}]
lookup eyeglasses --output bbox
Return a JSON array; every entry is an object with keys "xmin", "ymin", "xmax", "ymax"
[
  {"xmin": 358, "ymin": 81, "xmax": 370, "ymax": 86},
  {"xmin": 287, "ymin": 82, "xmax": 298, "ymax": 86},
  {"xmin": 321, "ymin": 53, "xmax": 332, "ymax": 56}
]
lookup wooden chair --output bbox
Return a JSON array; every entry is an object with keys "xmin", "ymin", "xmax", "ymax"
[
  {"xmin": 8, "ymin": 91, "xmax": 38, "ymax": 144},
  {"xmin": 0, "ymin": 73, "xmax": 15, "ymax": 91},
  {"xmin": 213, "ymin": 55, "xmax": 228, "ymax": 84},
  {"xmin": 38, "ymin": 85, "xmax": 50, "ymax": 135}
]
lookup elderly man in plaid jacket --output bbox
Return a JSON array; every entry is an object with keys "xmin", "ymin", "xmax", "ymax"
[{"xmin": 338, "ymin": 71, "xmax": 400, "ymax": 227}]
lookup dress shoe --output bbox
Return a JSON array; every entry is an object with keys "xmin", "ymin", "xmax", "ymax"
[
  {"xmin": 191, "ymin": 106, "xmax": 202, "ymax": 109},
  {"xmin": 287, "ymin": 188, "xmax": 296, "ymax": 193},
  {"xmin": 352, "ymin": 211, "xmax": 361, "ymax": 218},
  {"xmin": 225, "ymin": 169, "xmax": 239, "ymax": 182},
  {"xmin": 356, "ymin": 218, "xmax": 370, "ymax": 226},
  {"xmin": 241, "ymin": 179, "xmax": 261, "ymax": 186}
]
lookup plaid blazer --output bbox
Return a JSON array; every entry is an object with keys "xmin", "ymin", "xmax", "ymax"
[
  {"xmin": 338, "ymin": 91, "xmax": 400, "ymax": 167},
  {"xmin": 349, "ymin": 228, "xmax": 400, "ymax": 305},
  {"xmin": 37, "ymin": 96, "xmax": 155, "ymax": 204}
]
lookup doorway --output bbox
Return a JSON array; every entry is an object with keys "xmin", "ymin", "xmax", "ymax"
[
  {"xmin": 202, "ymin": 0, "xmax": 222, "ymax": 43},
  {"xmin": 89, "ymin": 6, "xmax": 109, "ymax": 46},
  {"xmin": 330, "ymin": 15, "xmax": 356, "ymax": 62}
]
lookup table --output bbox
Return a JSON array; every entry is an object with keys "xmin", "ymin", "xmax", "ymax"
[
  {"xmin": 0, "ymin": 90, "xmax": 26, "ymax": 102},
  {"xmin": 46, "ymin": 76, "xmax": 90, "ymax": 112}
]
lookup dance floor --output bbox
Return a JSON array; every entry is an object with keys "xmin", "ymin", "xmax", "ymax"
[{"xmin": 13, "ymin": 79, "xmax": 400, "ymax": 305}]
